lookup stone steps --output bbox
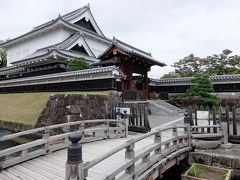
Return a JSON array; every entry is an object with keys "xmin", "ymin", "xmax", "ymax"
[{"xmin": 147, "ymin": 100, "xmax": 182, "ymax": 115}]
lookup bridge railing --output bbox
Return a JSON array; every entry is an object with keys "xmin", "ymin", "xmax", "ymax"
[
  {"xmin": 0, "ymin": 119, "xmax": 128, "ymax": 170},
  {"xmin": 186, "ymin": 105, "xmax": 239, "ymax": 143},
  {"xmin": 66, "ymin": 124, "xmax": 192, "ymax": 180}
]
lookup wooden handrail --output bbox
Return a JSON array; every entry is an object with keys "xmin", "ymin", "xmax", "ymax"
[
  {"xmin": 0, "ymin": 119, "xmax": 123, "ymax": 142},
  {"xmin": 191, "ymin": 125, "xmax": 221, "ymax": 128},
  {"xmin": 0, "ymin": 118, "xmax": 127, "ymax": 169},
  {"xmin": 84, "ymin": 125, "xmax": 187, "ymax": 170},
  {"xmin": 66, "ymin": 114, "xmax": 227, "ymax": 179},
  {"xmin": 71, "ymin": 124, "xmax": 191, "ymax": 179}
]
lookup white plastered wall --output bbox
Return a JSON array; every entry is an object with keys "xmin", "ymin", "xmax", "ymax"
[
  {"xmin": 84, "ymin": 36, "xmax": 110, "ymax": 57},
  {"xmin": 6, "ymin": 28, "xmax": 74, "ymax": 66}
]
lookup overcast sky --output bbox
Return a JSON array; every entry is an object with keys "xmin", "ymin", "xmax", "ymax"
[{"xmin": 1, "ymin": 0, "xmax": 240, "ymax": 78}]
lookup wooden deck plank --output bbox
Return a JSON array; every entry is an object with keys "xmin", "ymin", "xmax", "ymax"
[
  {"xmin": 1, "ymin": 170, "xmax": 22, "ymax": 180},
  {"xmin": 0, "ymin": 172, "xmax": 13, "ymax": 180},
  {"xmin": 13, "ymin": 165, "xmax": 50, "ymax": 180},
  {"xmin": 21, "ymin": 162, "xmax": 64, "ymax": 180},
  {"xmin": 6, "ymin": 167, "xmax": 36, "ymax": 180},
  {"xmin": 1, "ymin": 132, "xmax": 162, "ymax": 180},
  {"xmin": 36, "ymin": 156, "xmax": 65, "ymax": 169},
  {"xmin": 29, "ymin": 159, "xmax": 65, "ymax": 176},
  {"xmin": 44, "ymin": 154, "xmax": 66, "ymax": 164},
  {"xmin": 26, "ymin": 161, "xmax": 65, "ymax": 178}
]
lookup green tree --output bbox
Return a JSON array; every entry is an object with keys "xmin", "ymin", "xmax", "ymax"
[
  {"xmin": 0, "ymin": 48, "xmax": 7, "ymax": 68},
  {"xmin": 206, "ymin": 49, "xmax": 240, "ymax": 75},
  {"xmin": 186, "ymin": 73, "xmax": 220, "ymax": 106},
  {"xmin": 66, "ymin": 57, "xmax": 90, "ymax": 71},
  {"xmin": 161, "ymin": 73, "xmax": 180, "ymax": 79},
  {"xmin": 173, "ymin": 49, "xmax": 240, "ymax": 77},
  {"xmin": 173, "ymin": 54, "xmax": 204, "ymax": 77}
]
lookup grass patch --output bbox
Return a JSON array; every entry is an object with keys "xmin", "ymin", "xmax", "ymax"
[
  {"xmin": 0, "ymin": 91, "xmax": 108, "ymax": 126},
  {"xmin": 220, "ymin": 172, "xmax": 227, "ymax": 180},
  {"xmin": 188, "ymin": 163, "xmax": 210, "ymax": 177}
]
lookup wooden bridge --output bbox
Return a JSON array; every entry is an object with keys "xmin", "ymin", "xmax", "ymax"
[{"xmin": 0, "ymin": 114, "xmax": 227, "ymax": 180}]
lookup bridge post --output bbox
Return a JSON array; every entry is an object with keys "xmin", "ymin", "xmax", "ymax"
[
  {"xmin": 184, "ymin": 113, "xmax": 192, "ymax": 147},
  {"xmin": 43, "ymin": 127, "xmax": 50, "ymax": 153},
  {"xmin": 123, "ymin": 110, "xmax": 128, "ymax": 137},
  {"xmin": 79, "ymin": 123, "xmax": 85, "ymax": 139},
  {"xmin": 125, "ymin": 142, "xmax": 135, "ymax": 174},
  {"xmin": 153, "ymin": 131, "xmax": 163, "ymax": 179},
  {"xmin": 172, "ymin": 126, "xmax": 179, "ymax": 149},
  {"xmin": 65, "ymin": 132, "xmax": 85, "ymax": 180},
  {"xmin": 220, "ymin": 112, "xmax": 232, "ymax": 149},
  {"xmin": 154, "ymin": 131, "xmax": 161, "ymax": 155},
  {"xmin": 104, "ymin": 120, "xmax": 110, "ymax": 139},
  {"xmin": 172, "ymin": 126, "xmax": 180, "ymax": 164}
]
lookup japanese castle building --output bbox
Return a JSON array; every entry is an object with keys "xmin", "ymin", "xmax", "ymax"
[{"xmin": 0, "ymin": 4, "xmax": 165, "ymax": 99}]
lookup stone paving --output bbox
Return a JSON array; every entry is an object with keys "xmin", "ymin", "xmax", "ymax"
[{"xmin": 148, "ymin": 114, "xmax": 184, "ymax": 128}]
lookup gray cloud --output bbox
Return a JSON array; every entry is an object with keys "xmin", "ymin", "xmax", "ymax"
[{"xmin": 1, "ymin": 0, "xmax": 240, "ymax": 78}]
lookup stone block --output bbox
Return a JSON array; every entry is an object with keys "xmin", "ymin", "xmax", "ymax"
[
  {"xmin": 36, "ymin": 94, "xmax": 120, "ymax": 127},
  {"xmin": 65, "ymin": 105, "xmax": 82, "ymax": 114},
  {"xmin": 235, "ymin": 159, "xmax": 240, "ymax": 169},
  {"xmin": 221, "ymin": 143, "xmax": 232, "ymax": 149}
]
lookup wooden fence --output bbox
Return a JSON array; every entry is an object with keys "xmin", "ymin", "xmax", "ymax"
[
  {"xmin": 0, "ymin": 119, "xmax": 127, "ymax": 169},
  {"xmin": 187, "ymin": 105, "xmax": 240, "ymax": 143},
  {"xmin": 108, "ymin": 101, "xmax": 151, "ymax": 133},
  {"xmin": 122, "ymin": 90, "xmax": 146, "ymax": 101}
]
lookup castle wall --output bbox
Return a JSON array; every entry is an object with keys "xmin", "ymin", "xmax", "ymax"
[{"xmin": 7, "ymin": 28, "xmax": 73, "ymax": 65}]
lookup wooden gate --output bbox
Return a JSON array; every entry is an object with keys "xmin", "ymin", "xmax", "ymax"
[
  {"xmin": 122, "ymin": 90, "xmax": 146, "ymax": 101},
  {"xmin": 107, "ymin": 102, "xmax": 151, "ymax": 133}
]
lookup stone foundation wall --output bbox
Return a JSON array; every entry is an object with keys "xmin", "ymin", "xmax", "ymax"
[
  {"xmin": 0, "ymin": 120, "xmax": 33, "ymax": 132},
  {"xmin": 36, "ymin": 94, "xmax": 120, "ymax": 127}
]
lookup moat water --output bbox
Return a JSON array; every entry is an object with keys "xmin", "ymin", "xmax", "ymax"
[{"xmin": 0, "ymin": 128, "xmax": 18, "ymax": 150}]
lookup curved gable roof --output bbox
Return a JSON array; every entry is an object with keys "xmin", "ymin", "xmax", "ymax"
[
  {"xmin": 0, "ymin": 5, "xmax": 105, "ymax": 48},
  {"xmin": 98, "ymin": 37, "xmax": 166, "ymax": 67},
  {"xmin": 0, "ymin": 16, "xmax": 110, "ymax": 48}
]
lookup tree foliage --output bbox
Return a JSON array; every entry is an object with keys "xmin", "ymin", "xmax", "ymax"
[
  {"xmin": 0, "ymin": 48, "xmax": 7, "ymax": 68},
  {"xmin": 186, "ymin": 73, "xmax": 220, "ymax": 106},
  {"xmin": 66, "ymin": 57, "xmax": 90, "ymax": 71},
  {"xmin": 161, "ymin": 73, "xmax": 180, "ymax": 79},
  {"xmin": 170, "ymin": 73, "xmax": 220, "ymax": 106},
  {"xmin": 173, "ymin": 49, "xmax": 240, "ymax": 77}
]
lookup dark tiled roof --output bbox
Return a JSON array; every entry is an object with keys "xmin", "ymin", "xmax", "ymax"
[
  {"xmin": 33, "ymin": 4, "xmax": 105, "ymax": 37},
  {"xmin": 0, "ymin": 66, "xmax": 25, "ymax": 75},
  {"xmin": 55, "ymin": 33, "xmax": 81, "ymax": 49},
  {"xmin": 11, "ymin": 32, "xmax": 97, "ymax": 66},
  {"xmin": 11, "ymin": 49, "xmax": 98, "ymax": 66},
  {"xmin": 33, "ymin": 7, "xmax": 87, "ymax": 30},
  {"xmin": 55, "ymin": 32, "xmax": 95, "ymax": 56},
  {"xmin": 0, "ymin": 12, "xmax": 110, "ymax": 48},
  {"xmin": 93, "ymin": 59, "xmax": 118, "ymax": 66},
  {"xmin": 98, "ymin": 37, "xmax": 166, "ymax": 67},
  {"xmin": 0, "ymin": 66, "xmax": 123, "ymax": 85},
  {"xmin": 150, "ymin": 74, "xmax": 240, "ymax": 85}
]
